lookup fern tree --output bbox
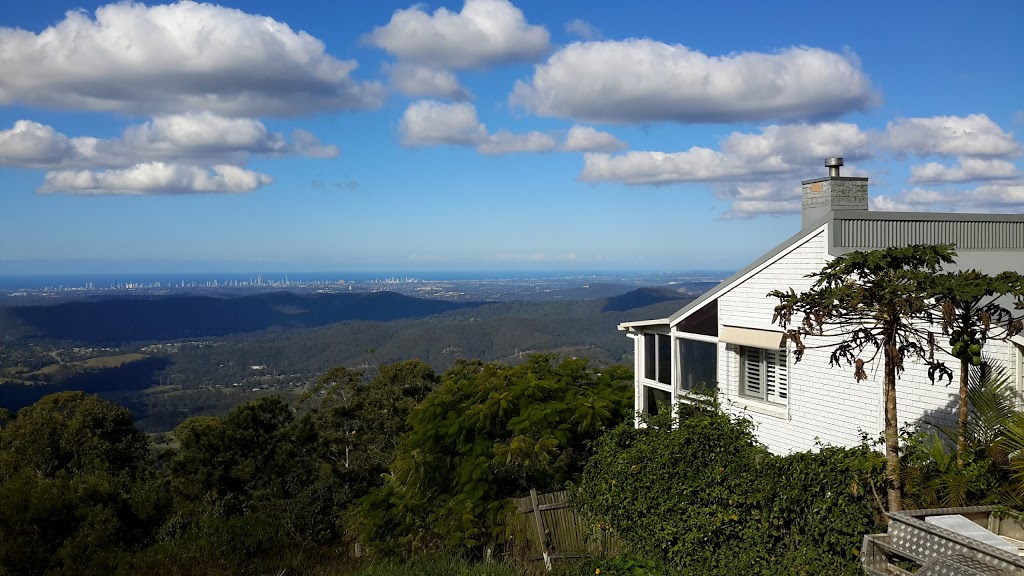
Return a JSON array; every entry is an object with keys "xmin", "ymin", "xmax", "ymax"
[
  {"xmin": 930, "ymin": 270, "xmax": 1024, "ymax": 468},
  {"xmin": 771, "ymin": 244, "xmax": 956, "ymax": 511}
]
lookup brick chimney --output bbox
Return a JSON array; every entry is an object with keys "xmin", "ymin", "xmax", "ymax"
[{"xmin": 801, "ymin": 158, "xmax": 868, "ymax": 228}]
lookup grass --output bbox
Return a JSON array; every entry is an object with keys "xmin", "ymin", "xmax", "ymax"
[{"xmin": 30, "ymin": 353, "xmax": 148, "ymax": 376}]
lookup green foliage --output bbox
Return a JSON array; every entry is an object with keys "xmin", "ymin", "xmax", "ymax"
[
  {"xmin": 929, "ymin": 269, "xmax": 1024, "ymax": 464},
  {"xmin": 771, "ymin": 243, "xmax": 958, "ymax": 511},
  {"xmin": 572, "ymin": 405, "xmax": 884, "ymax": 576},
  {"xmin": 0, "ymin": 392, "xmax": 165, "ymax": 576},
  {"xmin": 900, "ymin": 360, "xmax": 1024, "ymax": 511},
  {"xmin": 584, "ymin": 553, "xmax": 669, "ymax": 576},
  {"xmin": 356, "ymin": 355, "xmax": 633, "ymax": 555},
  {"xmin": 351, "ymin": 556, "xmax": 518, "ymax": 576},
  {"xmin": 770, "ymin": 243, "xmax": 956, "ymax": 381},
  {"xmin": 161, "ymin": 395, "xmax": 352, "ymax": 571}
]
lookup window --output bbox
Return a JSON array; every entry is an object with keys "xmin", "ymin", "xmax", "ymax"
[
  {"xmin": 741, "ymin": 347, "xmax": 788, "ymax": 405},
  {"xmin": 1016, "ymin": 344, "xmax": 1024, "ymax": 402},
  {"xmin": 642, "ymin": 386, "xmax": 672, "ymax": 416},
  {"xmin": 677, "ymin": 338, "xmax": 717, "ymax": 394},
  {"xmin": 643, "ymin": 333, "xmax": 671, "ymax": 385}
]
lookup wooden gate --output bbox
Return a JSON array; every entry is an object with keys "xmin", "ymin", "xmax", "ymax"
[{"xmin": 507, "ymin": 489, "xmax": 619, "ymax": 569}]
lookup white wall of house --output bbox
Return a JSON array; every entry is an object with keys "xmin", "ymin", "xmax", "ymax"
[{"xmin": 674, "ymin": 225, "xmax": 966, "ymax": 454}]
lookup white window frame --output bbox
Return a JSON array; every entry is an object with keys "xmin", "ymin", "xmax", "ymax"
[
  {"xmin": 1016, "ymin": 344, "xmax": 1024, "ymax": 403},
  {"xmin": 641, "ymin": 332, "xmax": 673, "ymax": 388},
  {"xmin": 673, "ymin": 334, "xmax": 718, "ymax": 398},
  {"xmin": 740, "ymin": 346, "xmax": 789, "ymax": 406},
  {"xmin": 638, "ymin": 332, "xmax": 675, "ymax": 419}
]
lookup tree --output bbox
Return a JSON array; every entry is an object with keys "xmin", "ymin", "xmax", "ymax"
[
  {"xmin": 0, "ymin": 392, "xmax": 162, "ymax": 576},
  {"xmin": 771, "ymin": 244, "xmax": 956, "ymax": 511},
  {"xmin": 930, "ymin": 270, "xmax": 1024, "ymax": 467},
  {"xmin": 356, "ymin": 355, "xmax": 633, "ymax": 555}
]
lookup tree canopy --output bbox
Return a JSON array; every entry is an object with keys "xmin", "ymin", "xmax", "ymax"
[
  {"xmin": 771, "ymin": 244, "xmax": 957, "ymax": 511},
  {"xmin": 357, "ymin": 354, "xmax": 633, "ymax": 554}
]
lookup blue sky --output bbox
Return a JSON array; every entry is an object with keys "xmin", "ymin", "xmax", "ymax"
[{"xmin": 1, "ymin": 0, "xmax": 1022, "ymax": 275}]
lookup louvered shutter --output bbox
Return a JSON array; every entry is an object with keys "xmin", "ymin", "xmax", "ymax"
[
  {"xmin": 742, "ymin": 348, "xmax": 763, "ymax": 397},
  {"xmin": 765, "ymin": 349, "xmax": 788, "ymax": 404}
]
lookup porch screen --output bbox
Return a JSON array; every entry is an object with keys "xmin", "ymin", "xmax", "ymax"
[{"xmin": 677, "ymin": 339, "xmax": 717, "ymax": 394}]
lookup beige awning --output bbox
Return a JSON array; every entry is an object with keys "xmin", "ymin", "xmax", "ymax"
[
  {"xmin": 719, "ymin": 325, "xmax": 785, "ymax": 349},
  {"xmin": 1011, "ymin": 334, "xmax": 1024, "ymax": 347}
]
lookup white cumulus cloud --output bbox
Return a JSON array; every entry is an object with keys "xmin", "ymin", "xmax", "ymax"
[
  {"xmin": 581, "ymin": 122, "xmax": 869, "ymax": 184},
  {"xmin": 872, "ymin": 183, "xmax": 1024, "ymax": 213},
  {"xmin": 511, "ymin": 40, "xmax": 876, "ymax": 124},
  {"xmin": 565, "ymin": 19, "xmax": 601, "ymax": 40},
  {"xmin": 714, "ymin": 182, "xmax": 802, "ymax": 219},
  {"xmin": 562, "ymin": 125, "xmax": 626, "ymax": 152},
  {"xmin": 0, "ymin": 2, "xmax": 384, "ymax": 116},
  {"xmin": 386, "ymin": 63, "xmax": 471, "ymax": 100},
  {"xmin": 399, "ymin": 100, "xmax": 556, "ymax": 155},
  {"xmin": 0, "ymin": 114, "xmax": 338, "ymax": 169},
  {"xmin": 400, "ymin": 101, "xmax": 488, "ymax": 147},
  {"xmin": 479, "ymin": 131, "xmax": 556, "ymax": 155},
  {"xmin": 0, "ymin": 120, "xmax": 78, "ymax": 168},
  {"xmin": 38, "ymin": 163, "xmax": 273, "ymax": 195},
  {"xmin": 909, "ymin": 157, "xmax": 1019, "ymax": 183},
  {"xmin": 878, "ymin": 114, "xmax": 1020, "ymax": 157},
  {"xmin": 367, "ymin": 0, "xmax": 550, "ymax": 69}
]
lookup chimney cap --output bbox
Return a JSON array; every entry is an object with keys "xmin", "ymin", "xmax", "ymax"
[{"xmin": 825, "ymin": 157, "xmax": 844, "ymax": 177}]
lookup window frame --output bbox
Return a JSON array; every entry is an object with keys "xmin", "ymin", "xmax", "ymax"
[
  {"xmin": 675, "ymin": 336, "xmax": 718, "ymax": 396},
  {"xmin": 641, "ymin": 332, "xmax": 673, "ymax": 387}
]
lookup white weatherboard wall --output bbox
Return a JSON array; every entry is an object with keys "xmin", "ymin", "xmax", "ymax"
[{"xmin": 713, "ymin": 226, "xmax": 960, "ymax": 454}]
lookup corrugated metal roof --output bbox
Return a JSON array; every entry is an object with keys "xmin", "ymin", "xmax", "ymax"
[
  {"xmin": 620, "ymin": 210, "xmax": 1024, "ymax": 332},
  {"xmin": 835, "ymin": 213, "xmax": 1024, "ymax": 250}
]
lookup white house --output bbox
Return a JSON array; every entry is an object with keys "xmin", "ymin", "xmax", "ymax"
[{"xmin": 619, "ymin": 158, "xmax": 1024, "ymax": 454}]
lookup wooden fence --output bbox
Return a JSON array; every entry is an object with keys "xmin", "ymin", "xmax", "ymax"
[{"xmin": 506, "ymin": 489, "xmax": 619, "ymax": 569}]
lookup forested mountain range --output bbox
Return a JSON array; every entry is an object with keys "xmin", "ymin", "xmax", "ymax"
[
  {"xmin": 0, "ymin": 287, "xmax": 691, "ymax": 431},
  {"xmin": 1, "ymin": 291, "xmax": 482, "ymax": 344}
]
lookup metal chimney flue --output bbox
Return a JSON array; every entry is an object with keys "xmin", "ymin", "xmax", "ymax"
[{"xmin": 826, "ymin": 157, "xmax": 844, "ymax": 178}]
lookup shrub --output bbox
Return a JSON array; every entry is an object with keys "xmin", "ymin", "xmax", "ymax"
[{"xmin": 572, "ymin": 404, "xmax": 884, "ymax": 575}]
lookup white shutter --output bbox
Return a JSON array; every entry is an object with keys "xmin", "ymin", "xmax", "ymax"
[
  {"xmin": 742, "ymin": 348, "xmax": 763, "ymax": 398},
  {"xmin": 766, "ymin": 349, "xmax": 788, "ymax": 404}
]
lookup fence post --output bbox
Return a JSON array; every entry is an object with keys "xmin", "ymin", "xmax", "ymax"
[{"xmin": 529, "ymin": 488, "xmax": 552, "ymax": 571}]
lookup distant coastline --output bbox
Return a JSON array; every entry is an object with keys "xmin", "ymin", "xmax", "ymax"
[{"xmin": 0, "ymin": 269, "xmax": 733, "ymax": 292}]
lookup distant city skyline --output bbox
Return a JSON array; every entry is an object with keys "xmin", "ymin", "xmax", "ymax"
[{"xmin": 1, "ymin": 1, "xmax": 1022, "ymax": 275}]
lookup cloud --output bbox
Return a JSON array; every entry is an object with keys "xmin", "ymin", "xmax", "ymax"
[
  {"xmin": 399, "ymin": 100, "xmax": 556, "ymax": 154},
  {"xmin": 562, "ymin": 125, "xmax": 627, "ymax": 152},
  {"xmin": 511, "ymin": 40, "xmax": 876, "ymax": 124},
  {"xmin": 0, "ymin": 114, "xmax": 338, "ymax": 169},
  {"xmin": 386, "ymin": 63, "xmax": 471, "ymax": 100},
  {"xmin": 0, "ymin": 2, "xmax": 384, "ymax": 117},
  {"xmin": 715, "ymin": 182, "xmax": 802, "ymax": 219},
  {"xmin": 909, "ymin": 157, "xmax": 1018, "ymax": 183},
  {"xmin": 366, "ymin": 0, "xmax": 549, "ymax": 69},
  {"xmin": 0, "ymin": 120, "xmax": 77, "ymax": 168},
  {"xmin": 478, "ymin": 131, "xmax": 556, "ymax": 154},
  {"xmin": 878, "ymin": 114, "xmax": 1020, "ymax": 157},
  {"xmin": 580, "ymin": 122, "xmax": 869, "ymax": 184},
  {"xmin": 565, "ymin": 19, "xmax": 601, "ymax": 40},
  {"xmin": 288, "ymin": 129, "xmax": 340, "ymax": 159},
  {"xmin": 872, "ymin": 183, "xmax": 1024, "ymax": 213},
  {"xmin": 37, "ymin": 163, "xmax": 273, "ymax": 195},
  {"xmin": 400, "ymin": 101, "xmax": 488, "ymax": 147}
]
